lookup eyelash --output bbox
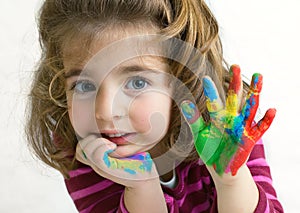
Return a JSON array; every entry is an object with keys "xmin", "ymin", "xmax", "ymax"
[
  {"xmin": 124, "ymin": 76, "xmax": 151, "ymax": 91},
  {"xmin": 69, "ymin": 80, "xmax": 96, "ymax": 93},
  {"xmin": 68, "ymin": 76, "xmax": 151, "ymax": 95}
]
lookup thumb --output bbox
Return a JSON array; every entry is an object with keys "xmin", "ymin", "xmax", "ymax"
[
  {"xmin": 78, "ymin": 136, "xmax": 116, "ymax": 167},
  {"xmin": 180, "ymin": 100, "xmax": 206, "ymax": 139}
]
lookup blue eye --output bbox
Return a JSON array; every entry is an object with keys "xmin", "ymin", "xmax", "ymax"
[
  {"xmin": 126, "ymin": 77, "xmax": 149, "ymax": 90},
  {"xmin": 72, "ymin": 80, "xmax": 96, "ymax": 93}
]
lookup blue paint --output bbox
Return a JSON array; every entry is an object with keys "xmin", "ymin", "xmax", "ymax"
[
  {"xmin": 126, "ymin": 155, "xmax": 143, "ymax": 160},
  {"xmin": 124, "ymin": 168, "xmax": 136, "ymax": 174},
  {"xmin": 252, "ymin": 73, "xmax": 261, "ymax": 91},
  {"xmin": 182, "ymin": 102, "xmax": 196, "ymax": 120},
  {"xmin": 126, "ymin": 152, "xmax": 147, "ymax": 161},
  {"xmin": 203, "ymin": 77, "xmax": 218, "ymax": 101},
  {"xmin": 103, "ymin": 151, "xmax": 111, "ymax": 168},
  {"xmin": 143, "ymin": 160, "xmax": 153, "ymax": 172},
  {"xmin": 103, "ymin": 151, "xmax": 153, "ymax": 174},
  {"xmin": 253, "ymin": 75, "xmax": 259, "ymax": 85},
  {"xmin": 233, "ymin": 115, "xmax": 245, "ymax": 144},
  {"xmin": 242, "ymin": 98, "xmax": 251, "ymax": 119},
  {"xmin": 103, "ymin": 149, "xmax": 114, "ymax": 168},
  {"xmin": 249, "ymin": 95, "xmax": 256, "ymax": 107}
]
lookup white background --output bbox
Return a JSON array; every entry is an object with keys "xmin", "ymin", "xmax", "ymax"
[{"xmin": 1, "ymin": 0, "xmax": 299, "ymax": 212}]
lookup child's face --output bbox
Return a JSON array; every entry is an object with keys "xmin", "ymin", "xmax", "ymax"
[{"xmin": 64, "ymin": 27, "xmax": 173, "ymax": 157}]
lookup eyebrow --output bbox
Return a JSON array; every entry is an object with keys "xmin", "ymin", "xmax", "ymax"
[
  {"xmin": 64, "ymin": 69, "xmax": 83, "ymax": 79},
  {"xmin": 118, "ymin": 65, "xmax": 162, "ymax": 75},
  {"xmin": 64, "ymin": 64, "xmax": 162, "ymax": 79}
]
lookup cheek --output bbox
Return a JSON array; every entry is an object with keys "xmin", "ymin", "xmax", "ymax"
[
  {"xmin": 68, "ymin": 101, "xmax": 95, "ymax": 137},
  {"xmin": 129, "ymin": 94, "xmax": 171, "ymax": 134}
]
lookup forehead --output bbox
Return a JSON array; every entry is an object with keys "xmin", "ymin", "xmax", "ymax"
[{"xmin": 62, "ymin": 22, "xmax": 163, "ymax": 71}]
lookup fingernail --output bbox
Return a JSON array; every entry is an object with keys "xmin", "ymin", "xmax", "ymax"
[
  {"xmin": 106, "ymin": 143, "xmax": 116, "ymax": 151},
  {"xmin": 229, "ymin": 65, "xmax": 242, "ymax": 93},
  {"xmin": 180, "ymin": 100, "xmax": 199, "ymax": 124},
  {"xmin": 202, "ymin": 77, "xmax": 217, "ymax": 101},
  {"xmin": 251, "ymin": 73, "xmax": 263, "ymax": 92},
  {"xmin": 230, "ymin": 64, "xmax": 240, "ymax": 75}
]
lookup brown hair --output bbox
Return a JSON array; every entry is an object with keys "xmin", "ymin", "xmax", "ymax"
[{"xmin": 26, "ymin": 0, "xmax": 232, "ymax": 178}]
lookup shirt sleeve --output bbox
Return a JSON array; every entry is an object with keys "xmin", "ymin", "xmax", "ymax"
[
  {"xmin": 116, "ymin": 191, "xmax": 130, "ymax": 213},
  {"xmin": 64, "ymin": 162, "xmax": 128, "ymax": 213},
  {"xmin": 64, "ymin": 139, "xmax": 284, "ymax": 213},
  {"xmin": 246, "ymin": 139, "xmax": 284, "ymax": 213}
]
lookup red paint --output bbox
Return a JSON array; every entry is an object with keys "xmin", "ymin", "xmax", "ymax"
[{"xmin": 229, "ymin": 64, "xmax": 242, "ymax": 93}]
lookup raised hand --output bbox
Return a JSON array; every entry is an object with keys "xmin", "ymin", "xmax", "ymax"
[{"xmin": 180, "ymin": 65, "xmax": 276, "ymax": 176}]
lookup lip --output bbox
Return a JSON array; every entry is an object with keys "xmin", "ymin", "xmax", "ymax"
[
  {"xmin": 94, "ymin": 131, "xmax": 136, "ymax": 145},
  {"xmin": 100, "ymin": 130, "xmax": 128, "ymax": 134},
  {"xmin": 104, "ymin": 133, "xmax": 136, "ymax": 145}
]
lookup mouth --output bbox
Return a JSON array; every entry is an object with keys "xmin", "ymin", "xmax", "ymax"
[{"xmin": 100, "ymin": 132, "xmax": 136, "ymax": 145}]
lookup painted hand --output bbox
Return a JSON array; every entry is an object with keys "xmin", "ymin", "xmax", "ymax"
[
  {"xmin": 76, "ymin": 135, "xmax": 157, "ymax": 188},
  {"xmin": 180, "ymin": 65, "xmax": 276, "ymax": 175},
  {"xmin": 103, "ymin": 151, "xmax": 153, "ymax": 175}
]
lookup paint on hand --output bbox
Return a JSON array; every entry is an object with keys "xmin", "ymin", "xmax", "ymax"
[
  {"xmin": 203, "ymin": 77, "xmax": 218, "ymax": 101},
  {"xmin": 103, "ymin": 151, "xmax": 153, "ymax": 174},
  {"xmin": 181, "ymin": 65, "xmax": 276, "ymax": 176},
  {"xmin": 202, "ymin": 77, "xmax": 224, "ymax": 113},
  {"xmin": 181, "ymin": 101, "xmax": 200, "ymax": 124}
]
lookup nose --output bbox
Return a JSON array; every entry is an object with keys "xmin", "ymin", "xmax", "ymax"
[{"xmin": 95, "ymin": 85, "xmax": 125, "ymax": 122}]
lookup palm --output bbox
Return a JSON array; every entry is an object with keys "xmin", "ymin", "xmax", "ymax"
[{"xmin": 181, "ymin": 65, "xmax": 276, "ymax": 175}]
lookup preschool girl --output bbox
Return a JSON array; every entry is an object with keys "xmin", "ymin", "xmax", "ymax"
[{"xmin": 26, "ymin": 0, "xmax": 283, "ymax": 212}]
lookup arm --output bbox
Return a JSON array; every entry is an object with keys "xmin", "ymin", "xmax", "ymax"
[
  {"xmin": 208, "ymin": 164, "xmax": 259, "ymax": 213},
  {"xmin": 73, "ymin": 136, "xmax": 167, "ymax": 213},
  {"xmin": 247, "ymin": 140, "xmax": 284, "ymax": 212},
  {"xmin": 180, "ymin": 65, "xmax": 282, "ymax": 212},
  {"xmin": 210, "ymin": 142, "xmax": 284, "ymax": 213},
  {"xmin": 65, "ymin": 163, "xmax": 125, "ymax": 212},
  {"xmin": 65, "ymin": 161, "xmax": 167, "ymax": 213},
  {"xmin": 103, "ymin": 151, "xmax": 167, "ymax": 212},
  {"xmin": 123, "ymin": 178, "xmax": 167, "ymax": 213}
]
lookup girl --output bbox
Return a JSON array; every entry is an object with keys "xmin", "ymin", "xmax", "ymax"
[{"xmin": 26, "ymin": 0, "xmax": 283, "ymax": 212}]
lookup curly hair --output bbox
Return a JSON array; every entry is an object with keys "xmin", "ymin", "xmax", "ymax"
[{"xmin": 26, "ymin": 0, "xmax": 236, "ymax": 178}]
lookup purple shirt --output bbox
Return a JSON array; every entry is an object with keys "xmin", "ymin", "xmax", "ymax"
[{"xmin": 65, "ymin": 139, "xmax": 283, "ymax": 212}]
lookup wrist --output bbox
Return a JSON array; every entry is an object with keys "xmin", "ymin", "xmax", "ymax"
[
  {"xmin": 125, "ymin": 177, "xmax": 160, "ymax": 192},
  {"xmin": 124, "ymin": 178, "xmax": 167, "ymax": 213},
  {"xmin": 208, "ymin": 165, "xmax": 259, "ymax": 213},
  {"xmin": 207, "ymin": 164, "xmax": 249, "ymax": 187}
]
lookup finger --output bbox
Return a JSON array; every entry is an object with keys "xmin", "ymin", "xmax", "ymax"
[
  {"xmin": 84, "ymin": 138, "xmax": 116, "ymax": 163},
  {"xmin": 226, "ymin": 65, "xmax": 243, "ymax": 115},
  {"xmin": 77, "ymin": 134, "xmax": 97, "ymax": 152},
  {"xmin": 202, "ymin": 76, "xmax": 224, "ymax": 113},
  {"xmin": 75, "ymin": 135, "xmax": 98, "ymax": 164},
  {"xmin": 250, "ymin": 108, "xmax": 276, "ymax": 141},
  {"xmin": 77, "ymin": 135, "xmax": 116, "ymax": 166},
  {"xmin": 228, "ymin": 65, "xmax": 243, "ymax": 96},
  {"xmin": 180, "ymin": 100, "xmax": 227, "ymax": 166},
  {"xmin": 180, "ymin": 100, "xmax": 206, "ymax": 140},
  {"xmin": 230, "ymin": 143, "xmax": 252, "ymax": 176},
  {"xmin": 104, "ymin": 152, "xmax": 153, "ymax": 175},
  {"xmin": 81, "ymin": 137, "xmax": 155, "ymax": 175},
  {"xmin": 242, "ymin": 73, "xmax": 263, "ymax": 129},
  {"xmin": 230, "ymin": 108, "xmax": 276, "ymax": 176}
]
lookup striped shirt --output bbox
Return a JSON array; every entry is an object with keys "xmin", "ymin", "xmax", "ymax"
[{"xmin": 65, "ymin": 139, "xmax": 283, "ymax": 212}]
